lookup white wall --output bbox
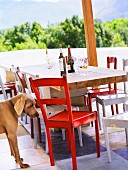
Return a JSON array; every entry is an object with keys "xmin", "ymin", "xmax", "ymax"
[{"xmin": 0, "ymin": 47, "xmax": 128, "ymax": 89}]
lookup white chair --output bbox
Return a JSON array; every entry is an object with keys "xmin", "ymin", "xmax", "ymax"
[
  {"xmin": 96, "ymin": 93, "xmax": 128, "ymax": 129},
  {"xmin": 0, "ymin": 75, "xmax": 8, "ymax": 100},
  {"xmin": 123, "ymin": 58, "xmax": 128, "ymax": 110},
  {"xmin": 11, "ymin": 65, "xmax": 25, "ymax": 94},
  {"xmin": 11, "ymin": 65, "xmax": 28, "ymax": 123},
  {"xmin": 0, "ymin": 75, "xmax": 12, "ymax": 100},
  {"xmin": 102, "ymin": 95, "xmax": 128, "ymax": 162},
  {"xmin": 96, "ymin": 58, "xmax": 128, "ymax": 128}
]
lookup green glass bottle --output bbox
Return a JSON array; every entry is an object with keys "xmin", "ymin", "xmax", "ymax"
[{"xmin": 67, "ymin": 45, "xmax": 75, "ymax": 73}]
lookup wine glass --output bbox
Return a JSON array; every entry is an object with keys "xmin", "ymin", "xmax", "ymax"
[{"xmin": 74, "ymin": 56, "xmax": 88, "ymax": 74}]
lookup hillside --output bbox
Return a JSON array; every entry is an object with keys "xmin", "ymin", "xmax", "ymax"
[{"xmin": 93, "ymin": 0, "xmax": 128, "ymax": 21}]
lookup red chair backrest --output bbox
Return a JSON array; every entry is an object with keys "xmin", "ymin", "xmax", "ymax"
[
  {"xmin": 107, "ymin": 56, "xmax": 117, "ymax": 69},
  {"xmin": 29, "ymin": 75, "xmax": 73, "ymax": 122},
  {"xmin": 16, "ymin": 68, "xmax": 27, "ymax": 93},
  {"xmin": 107, "ymin": 56, "xmax": 117, "ymax": 90}
]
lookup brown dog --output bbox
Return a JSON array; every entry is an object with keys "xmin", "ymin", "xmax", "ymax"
[{"xmin": 0, "ymin": 93, "xmax": 39, "ymax": 168}]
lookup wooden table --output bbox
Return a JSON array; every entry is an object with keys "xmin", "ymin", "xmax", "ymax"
[{"xmin": 20, "ymin": 64, "xmax": 128, "ymax": 90}]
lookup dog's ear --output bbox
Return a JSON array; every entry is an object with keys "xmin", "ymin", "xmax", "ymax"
[{"xmin": 14, "ymin": 97, "xmax": 25, "ymax": 115}]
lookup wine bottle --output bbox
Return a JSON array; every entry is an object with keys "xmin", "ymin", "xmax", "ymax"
[
  {"xmin": 67, "ymin": 45, "xmax": 75, "ymax": 73},
  {"xmin": 58, "ymin": 44, "xmax": 67, "ymax": 76}
]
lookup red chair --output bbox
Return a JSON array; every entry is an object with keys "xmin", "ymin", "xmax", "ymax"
[
  {"xmin": 85, "ymin": 56, "xmax": 118, "ymax": 115},
  {"xmin": 4, "ymin": 68, "xmax": 17, "ymax": 96},
  {"xmin": 29, "ymin": 75, "xmax": 100, "ymax": 170},
  {"xmin": 4, "ymin": 82, "xmax": 17, "ymax": 96}
]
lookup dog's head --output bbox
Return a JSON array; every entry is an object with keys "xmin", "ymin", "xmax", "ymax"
[{"xmin": 14, "ymin": 93, "xmax": 39, "ymax": 117}]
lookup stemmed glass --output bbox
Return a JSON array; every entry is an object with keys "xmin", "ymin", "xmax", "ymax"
[
  {"xmin": 47, "ymin": 62, "xmax": 55, "ymax": 75},
  {"xmin": 74, "ymin": 56, "xmax": 88, "ymax": 74}
]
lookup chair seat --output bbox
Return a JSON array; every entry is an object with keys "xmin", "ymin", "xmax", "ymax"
[
  {"xmin": 36, "ymin": 105, "xmax": 67, "ymax": 118},
  {"xmin": 105, "ymin": 112, "xmax": 128, "ymax": 121},
  {"xmin": 96, "ymin": 93, "xmax": 128, "ymax": 105},
  {"xmin": 0, "ymin": 86, "xmax": 11, "ymax": 91},
  {"xmin": 48, "ymin": 110, "xmax": 97, "ymax": 128},
  {"xmin": 4, "ymin": 82, "xmax": 17, "ymax": 95},
  {"xmin": 4, "ymin": 82, "xmax": 15, "ymax": 86},
  {"xmin": 87, "ymin": 87, "xmax": 115, "ymax": 97},
  {"xmin": 96, "ymin": 93, "xmax": 128, "ymax": 129}
]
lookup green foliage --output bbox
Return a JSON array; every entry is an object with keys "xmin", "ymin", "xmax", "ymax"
[
  {"xmin": 104, "ymin": 18, "xmax": 128, "ymax": 47},
  {"xmin": 0, "ymin": 16, "xmax": 128, "ymax": 52},
  {"xmin": 59, "ymin": 15, "xmax": 86, "ymax": 48},
  {"xmin": 112, "ymin": 33, "xmax": 126, "ymax": 47},
  {"xmin": 44, "ymin": 15, "xmax": 85, "ymax": 48},
  {"xmin": 30, "ymin": 22, "xmax": 45, "ymax": 44},
  {"xmin": 45, "ymin": 24, "xmax": 63, "ymax": 48},
  {"xmin": 94, "ymin": 19, "xmax": 113, "ymax": 47}
]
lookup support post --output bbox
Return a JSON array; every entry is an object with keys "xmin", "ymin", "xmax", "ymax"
[{"xmin": 82, "ymin": 0, "xmax": 98, "ymax": 66}]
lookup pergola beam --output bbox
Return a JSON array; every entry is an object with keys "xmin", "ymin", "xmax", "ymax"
[{"xmin": 82, "ymin": 0, "xmax": 98, "ymax": 66}]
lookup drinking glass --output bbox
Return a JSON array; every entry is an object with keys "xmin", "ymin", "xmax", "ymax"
[{"xmin": 74, "ymin": 56, "xmax": 88, "ymax": 74}]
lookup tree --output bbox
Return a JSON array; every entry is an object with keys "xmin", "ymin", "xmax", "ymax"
[
  {"xmin": 44, "ymin": 24, "xmax": 63, "ymax": 48},
  {"xmin": 30, "ymin": 22, "xmax": 45, "ymax": 44},
  {"xmin": 60, "ymin": 15, "xmax": 86, "ymax": 48},
  {"xmin": 104, "ymin": 19, "xmax": 128, "ymax": 47},
  {"xmin": 4, "ymin": 24, "xmax": 31, "ymax": 48},
  {"xmin": 95, "ymin": 19, "xmax": 113, "ymax": 47},
  {"xmin": 112, "ymin": 33, "xmax": 126, "ymax": 47},
  {"xmin": 0, "ymin": 17, "xmax": 128, "ymax": 51}
]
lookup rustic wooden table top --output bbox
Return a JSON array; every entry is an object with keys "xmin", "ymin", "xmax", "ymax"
[{"xmin": 20, "ymin": 64, "xmax": 127, "ymax": 90}]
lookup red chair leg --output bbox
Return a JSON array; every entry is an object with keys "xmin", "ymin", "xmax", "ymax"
[
  {"xmin": 84, "ymin": 95, "xmax": 88, "ymax": 105},
  {"xmin": 66, "ymin": 129, "xmax": 71, "ymax": 152},
  {"xmin": 111, "ymin": 105, "xmax": 114, "ymax": 115},
  {"xmin": 88, "ymin": 94, "xmax": 92, "ymax": 112},
  {"xmin": 13, "ymin": 87, "xmax": 17, "ymax": 96},
  {"xmin": 30, "ymin": 118, "xmax": 34, "ymax": 138},
  {"xmin": 11, "ymin": 86, "xmax": 17, "ymax": 96},
  {"xmin": 46, "ymin": 127, "xmax": 55, "ymax": 166},
  {"xmin": 88, "ymin": 94, "xmax": 93, "ymax": 126},
  {"xmin": 37, "ymin": 117, "xmax": 42, "ymax": 143},
  {"xmin": 70, "ymin": 127, "xmax": 77, "ymax": 170},
  {"xmin": 95, "ymin": 115, "xmax": 100, "ymax": 157}
]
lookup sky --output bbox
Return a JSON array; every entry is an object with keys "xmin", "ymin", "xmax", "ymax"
[
  {"xmin": 0, "ymin": 0, "xmax": 83, "ymax": 29},
  {"xmin": 1, "ymin": 0, "xmax": 127, "ymax": 29}
]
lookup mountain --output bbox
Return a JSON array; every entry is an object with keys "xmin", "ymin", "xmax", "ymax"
[
  {"xmin": 92, "ymin": 0, "xmax": 128, "ymax": 21},
  {"xmin": 0, "ymin": 0, "xmax": 128, "ymax": 29}
]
